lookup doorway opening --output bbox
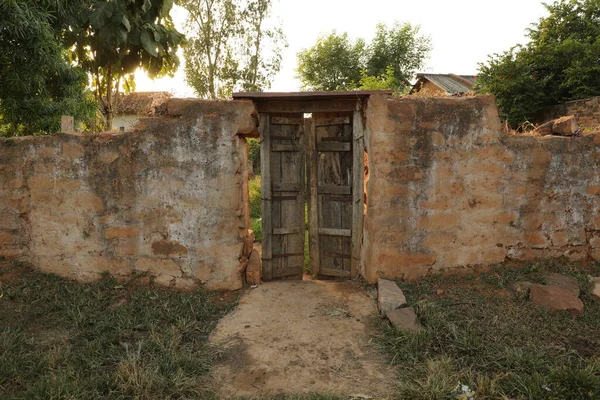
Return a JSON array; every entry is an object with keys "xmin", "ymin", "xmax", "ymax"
[{"xmin": 234, "ymin": 90, "xmax": 387, "ymax": 282}]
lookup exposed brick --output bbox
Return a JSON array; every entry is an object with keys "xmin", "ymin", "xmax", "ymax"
[
  {"xmin": 587, "ymin": 185, "xmax": 600, "ymax": 195},
  {"xmin": 105, "ymin": 226, "xmax": 139, "ymax": 239},
  {"xmin": 417, "ymin": 213, "xmax": 458, "ymax": 230}
]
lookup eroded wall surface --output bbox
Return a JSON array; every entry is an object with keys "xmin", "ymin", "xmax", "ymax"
[
  {"xmin": 535, "ymin": 96, "xmax": 600, "ymax": 129},
  {"xmin": 362, "ymin": 95, "xmax": 600, "ymax": 282},
  {"xmin": 0, "ymin": 99, "xmax": 256, "ymax": 290}
]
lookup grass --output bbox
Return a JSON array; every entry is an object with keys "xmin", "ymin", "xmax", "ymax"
[
  {"xmin": 249, "ymin": 175, "xmax": 262, "ymax": 242},
  {"xmin": 377, "ymin": 261, "xmax": 600, "ymax": 400},
  {"xmin": 0, "ymin": 264, "xmax": 238, "ymax": 399}
]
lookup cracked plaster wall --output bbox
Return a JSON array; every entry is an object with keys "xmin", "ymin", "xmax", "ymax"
[
  {"xmin": 362, "ymin": 95, "xmax": 600, "ymax": 282},
  {"xmin": 0, "ymin": 99, "xmax": 256, "ymax": 290}
]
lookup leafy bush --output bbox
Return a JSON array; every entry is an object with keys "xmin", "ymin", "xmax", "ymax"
[
  {"xmin": 248, "ymin": 138, "xmax": 261, "ymax": 175},
  {"xmin": 477, "ymin": 0, "xmax": 600, "ymax": 128},
  {"xmin": 249, "ymin": 175, "xmax": 261, "ymax": 219}
]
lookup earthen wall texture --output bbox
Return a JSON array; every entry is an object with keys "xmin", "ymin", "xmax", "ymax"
[
  {"xmin": 362, "ymin": 95, "xmax": 600, "ymax": 282},
  {"xmin": 535, "ymin": 97, "xmax": 600, "ymax": 129},
  {"xmin": 0, "ymin": 99, "xmax": 256, "ymax": 290}
]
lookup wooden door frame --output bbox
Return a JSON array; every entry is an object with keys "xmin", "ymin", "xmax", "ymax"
[
  {"xmin": 259, "ymin": 113, "xmax": 273, "ymax": 281},
  {"xmin": 258, "ymin": 102, "xmax": 365, "ymax": 280},
  {"xmin": 350, "ymin": 105, "xmax": 365, "ymax": 279}
]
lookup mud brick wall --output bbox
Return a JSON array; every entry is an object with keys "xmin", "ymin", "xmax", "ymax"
[
  {"xmin": 535, "ymin": 97, "xmax": 600, "ymax": 129},
  {"xmin": 362, "ymin": 95, "xmax": 600, "ymax": 282},
  {"xmin": 0, "ymin": 99, "xmax": 256, "ymax": 290}
]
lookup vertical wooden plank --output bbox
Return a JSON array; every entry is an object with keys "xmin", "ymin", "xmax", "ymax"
[
  {"xmin": 260, "ymin": 114, "xmax": 273, "ymax": 281},
  {"xmin": 307, "ymin": 117, "xmax": 320, "ymax": 275},
  {"xmin": 299, "ymin": 119, "xmax": 306, "ymax": 277},
  {"xmin": 351, "ymin": 107, "xmax": 365, "ymax": 279}
]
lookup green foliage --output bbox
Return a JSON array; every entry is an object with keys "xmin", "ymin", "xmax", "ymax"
[
  {"xmin": 70, "ymin": 0, "xmax": 185, "ymax": 129},
  {"xmin": 366, "ymin": 22, "xmax": 432, "ymax": 89},
  {"xmin": 249, "ymin": 174, "xmax": 262, "ymax": 241},
  {"xmin": 249, "ymin": 175, "xmax": 262, "ymax": 219},
  {"xmin": 250, "ymin": 217, "xmax": 262, "ymax": 243},
  {"xmin": 354, "ymin": 66, "xmax": 398, "ymax": 91},
  {"xmin": 0, "ymin": 0, "xmax": 96, "ymax": 136},
  {"xmin": 297, "ymin": 32, "xmax": 366, "ymax": 91},
  {"xmin": 248, "ymin": 138, "xmax": 261, "ymax": 174},
  {"xmin": 477, "ymin": 0, "xmax": 600, "ymax": 128},
  {"xmin": 178, "ymin": 0, "xmax": 286, "ymax": 98},
  {"xmin": 378, "ymin": 262, "xmax": 600, "ymax": 400},
  {"xmin": 0, "ymin": 265, "xmax": 237, "ymax": 398},
  {"xmin": 297, "ymin": 22, "xmax": 431, "ymax": 93}
]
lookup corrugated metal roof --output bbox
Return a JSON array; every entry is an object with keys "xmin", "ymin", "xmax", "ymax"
[{"xmin": 417, "ymin": 74, "xmax": 476, "ymax": 94}]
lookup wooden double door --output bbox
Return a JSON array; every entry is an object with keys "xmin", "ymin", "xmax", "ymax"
[{"xmin": 260, "ymin": 109, "xmax": 364, "ymax": 280}]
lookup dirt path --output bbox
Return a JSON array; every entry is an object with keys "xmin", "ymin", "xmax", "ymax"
[{"xmin": 209, "ymin": 279, "xmax": 397, "ymax": 398}]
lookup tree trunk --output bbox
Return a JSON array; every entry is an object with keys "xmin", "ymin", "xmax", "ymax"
[{"xmin": 105, "ymin": 63, "xmax": 114, "ymax": 130}]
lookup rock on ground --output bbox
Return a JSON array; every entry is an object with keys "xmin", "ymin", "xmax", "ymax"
[
  {"xmin": 209, "ymin": 280, "xmax": 397, "ymax": 398},
  {"xmin": 510, "ymin": 281, "xmax": 533, "ymax": 294},
  {"xmin": 544, "ymin": 272, "xmax": 580, "ymax": 297},
  {"xmin": 246, "ymin": 249, "xmax": 261, "ymax": 286},
  {"xmin": 377, "ymin": 278, "xmax": 406, "ymax": 315},
  {"xmin": 529, "ymin": 284, "xmax": 584, "ymax": 315},
  {"xmin": 386, "ymin": 307, "xmax": 421, "ymax": 332},
  {"xmin": 589, "ymin": 276, "xmax": 600, "ymax": 300}
]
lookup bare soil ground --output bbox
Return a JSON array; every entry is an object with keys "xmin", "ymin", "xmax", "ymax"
[{"xmin": 209, "ymin": 279, "xmax": 397, "ymax": 398}]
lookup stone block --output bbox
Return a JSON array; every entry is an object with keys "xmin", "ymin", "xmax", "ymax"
[
  {"xmin": 587, "ymin": 185, "xmax": 600, "ymax": 195},
  {"xmin": 529, "ymin": 284, "xmax": 584, "ymax": 315},
  {"xmin": 523, "ymin": 232, "xmax": 548, "ymax": 248},
  {"xmin": 416, "ymin": 213, "xmax": 458, "ymax": 230},
  {"xmin": 151, "ymin": 240, "xmax": 188, "ymax": 256},
  {"xmin": 544, "ymin": 273, "xmax": 580, "ymax": 297},
  {"xmin": 588, "ymin": 276, "xmax": 600, "ymax": 300},
  {"xmin": 377, "ymin": 278, "xmax": 407, "ymax": 314},
  {"xmin": 246, "ymin": 250, "xmax": 261, "ymax": 286},
  {"xmin": 386, "ymin": 307, "xmax": 422, "ymax": 332},
  {"xmin": 105, "ymin": 226, "xmax": 139, "ymax": 239}
]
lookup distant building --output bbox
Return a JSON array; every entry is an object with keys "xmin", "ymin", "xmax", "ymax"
[
  {"xmin": 410, "ymin": 74, "xmax": 477, "ymax": 96},
  {"xmin": 113, "ymin": 92, "xmax": 172, "ymax": 131}
]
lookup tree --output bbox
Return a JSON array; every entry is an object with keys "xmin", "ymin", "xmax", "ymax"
[
  {"xmin": 296, "ymin": 33, "xmax": 366, "ymax": 91},
  {"xmin": 0, "ymin": 0, "xmax": 95, "ymax": 136},
  {"xmin": 367, "ymin": 22, "xmax": 432, "ymax": 90},
  {"xmin": 70, "ymin": 0, "xmax": 185, "ymax": 130},
  {"xmin": 177, "ymin": 0, "xmax": 286, "ymax": 99},
  {"xmin": 296, "ymin": 22, "xmax": 431, "ymax": 93},
  {"xmin": 477, "ymin": 0, "xmax": 600, "ymax": 128}
]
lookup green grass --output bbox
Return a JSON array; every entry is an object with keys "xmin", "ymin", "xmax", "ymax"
[
  {"xmin": 0, "ymin": 265, "xmax": 238, "ymax": 399},
  {"xmin": 377, "ymin": 261, "xmax": 600, "ymax": 400},
  {"xmin": 249, "ymin": 175, "xmax": 263, "ymax": 242},
  {"xmin": 249, "ymin": 175, "xmax": 261, "ymax": 220}
]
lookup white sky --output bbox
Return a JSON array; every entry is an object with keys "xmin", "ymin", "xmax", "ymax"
[{"xmin": 135, "ymin": 0, "xmax": 549, "ymax": 96}]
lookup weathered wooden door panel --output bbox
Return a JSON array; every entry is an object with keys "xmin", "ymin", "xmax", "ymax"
[
  {"xmin": 260, "ymin": 114, "xmax": 305, "ymax": 281},
  {"xmin": 315, "ymin": 112, "xmax": 353, "ymax": 277},
  {"xmin": 261, "ymin": 105, "xmax": 363, "ymax": 281}
]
